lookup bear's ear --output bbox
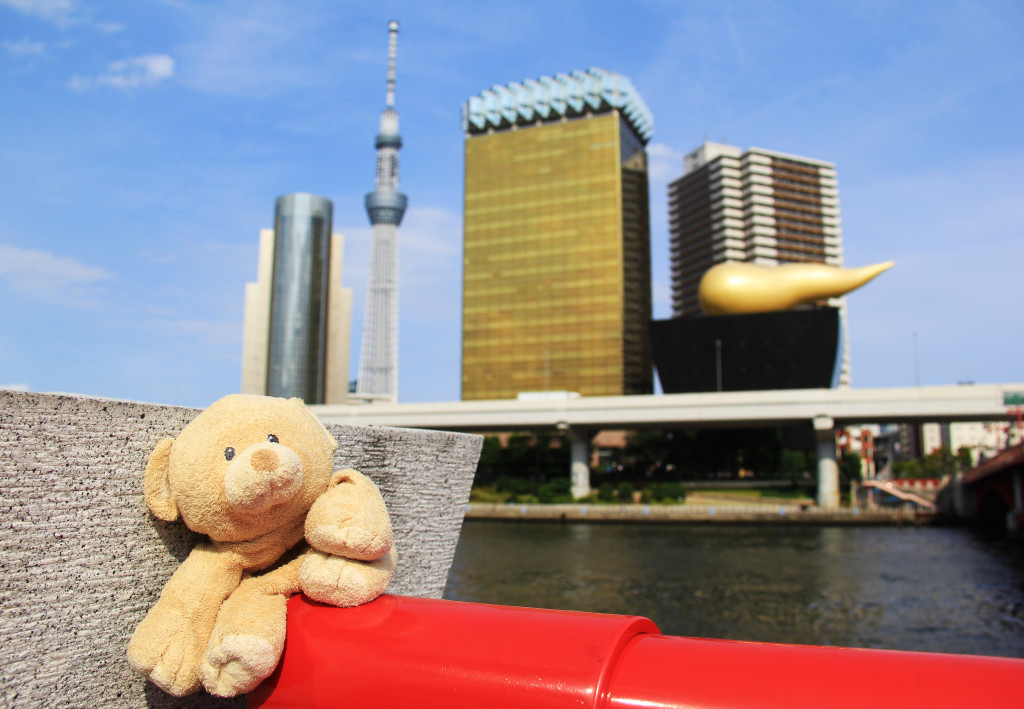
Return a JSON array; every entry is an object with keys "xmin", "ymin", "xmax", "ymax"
[{"xmin": 143, "ymin": 438, "xmax": 179, "ymax": 521}]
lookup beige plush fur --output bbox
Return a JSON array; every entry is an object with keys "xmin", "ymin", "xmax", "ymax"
[{"xmin": 126, "ymin": 395, "xmax": 395, "ymax": 697}]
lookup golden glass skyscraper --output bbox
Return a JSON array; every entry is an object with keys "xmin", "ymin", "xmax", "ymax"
[{"xmin": 461, "ymin": 69, "xmax": 654, "ymax": 400}]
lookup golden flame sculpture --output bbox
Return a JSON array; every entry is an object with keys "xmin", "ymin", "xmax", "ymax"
[{"xmin": 698, "ymin": 261, "xmax": 894, "ymax": 316}]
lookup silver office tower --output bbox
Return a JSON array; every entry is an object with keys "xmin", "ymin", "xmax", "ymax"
[
  {"xmin": 241, "ymin": 193, "xmax": 352, "ymax": 404},
  {"xmin": 266, "ymin": 193, "xmax": 332, "ymax": 400},
  {"xmin": 356, "ymin": 20, "xmax": 406, "ymax": 402}
]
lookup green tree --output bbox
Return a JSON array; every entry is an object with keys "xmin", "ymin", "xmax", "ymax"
[
  {"xmin": 955, "ymin": 445, "xmax": 974, "ymax": 473},
  {"xmin": 475, "ymin": 432, "xmax": 571, "ymax": 491},
  {"xmin": 616, "ymin": 481, "xmax": 635, "ymax": 502},
  {"xmin": 921, "ymin": 447, "xmax": 956, "ymax": 478},
  {"xmin": 641, "ymin": 482, "xmax": 686, "ymax": 503},
  {"xmin": 538, "ymin": 478, "xmax": 573, "ymax": 503},
  {"xmin": 839, "ymin": 451, "xmax": 862, "ymax": 483},
  {"xmin": 893, "ymin": 459, "xmax": 924, "ymax": 479},
  {"xmin": 475, "ymin": 435, "xmax": 504, "ymax": 484},
  {"xmin": 779, "ymin": 449, "xmax": 808, "ymax": 480},
  {"xmin": 892, "ymin": 446, "xmax": 966, "ymax": 479},
  {"xmin": 621, "ymin": 427, "xmax": 796, "ymax": 479}
]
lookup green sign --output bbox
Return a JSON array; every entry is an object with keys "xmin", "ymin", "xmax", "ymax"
[{"xmin": 1004, "ymin": 392, "xmax": 1024, "ymax": 406}]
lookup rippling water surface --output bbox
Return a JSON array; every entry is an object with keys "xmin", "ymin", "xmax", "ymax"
[{"xmin": 443, "ymin": 521, "xmax": 1024, "ymax": 657}]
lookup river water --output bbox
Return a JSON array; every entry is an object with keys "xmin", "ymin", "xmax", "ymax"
[{"xmin": 443, "ymin": 521, "xmax": 1024, "ymax": 658}]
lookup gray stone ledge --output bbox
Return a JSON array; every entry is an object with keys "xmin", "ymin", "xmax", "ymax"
[{"xmin": 0, "ymin": 391, "xmax": 481, "ymax": 708}]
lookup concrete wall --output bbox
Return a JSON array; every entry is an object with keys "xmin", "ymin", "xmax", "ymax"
[{"xmin": 0, "ymin": 391, "xmax": 481, "ymax": 708}]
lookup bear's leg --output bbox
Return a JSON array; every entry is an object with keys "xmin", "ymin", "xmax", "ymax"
[
  {"xmin": 201, "ymin": 556, "xmax": 303, "ymax": 697},
  {"xmin": 299, "ymin": 546, "xmax": 397, "ymax": 607},
  {"xmin": 127, "ymin": 544, "xmax": 244, "ymax": 696},
  {"xmin": 305, "ymin": 469, "xmax": 394, "ymax": 560}
]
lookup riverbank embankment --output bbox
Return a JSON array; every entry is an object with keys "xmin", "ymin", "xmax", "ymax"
[{"xmin": 466, "ymin": 502, "xmax": 934, "ymax": 525}]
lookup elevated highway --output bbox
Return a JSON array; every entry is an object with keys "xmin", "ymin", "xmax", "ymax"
[
  {"xmin": 314, "ymin": 383, "xmax": 1023, "ymax": 508},
  {"xmin": 314, "ymin": 384, "xmax": 1017, "ymax": 432}
]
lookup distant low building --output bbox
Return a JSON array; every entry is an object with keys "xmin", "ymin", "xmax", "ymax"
[
  {"xmin": 921, "ymin": 421, "xmax": 1019, "ymax": 465},
  {"xmin": 876, "ymin": 420, "xmax": 1019, "ymax": 471}
]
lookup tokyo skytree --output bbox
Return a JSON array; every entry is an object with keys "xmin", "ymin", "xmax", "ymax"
[{"xmin": 356, "ymin": 20, "xmax": 406, "ymax": 402}]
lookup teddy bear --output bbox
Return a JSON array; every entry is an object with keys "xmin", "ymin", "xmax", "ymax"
[{"xmin": 126, "ymin": 394, "xmax": 396, "ymax": 697}]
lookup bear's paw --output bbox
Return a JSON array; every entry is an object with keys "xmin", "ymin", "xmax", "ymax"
[
  {"xmin": 299, "ymin": 548, "xmax": 396, "ymax": 607},
  {"xmin": 306, "ymin": 522, "xmax": 391, "ymax": 561},
  {"xmin": 202, "ymin": 633, "xmax": 278, "ymax": 697}
]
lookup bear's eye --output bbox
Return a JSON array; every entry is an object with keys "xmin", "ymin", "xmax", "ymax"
[
  {"xmin": 224, "ymin": 447, "xmax": 236, "ymax": 461},
  {"xmin": 267, "ymin": 434, "xmax": 279, "ymax": 444}
]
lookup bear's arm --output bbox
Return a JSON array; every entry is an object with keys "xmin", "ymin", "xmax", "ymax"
[
  {"xmin": 304, "ymin": 468, "xmax": 393, "ymax": 560},
  {"xmin": 299, "ymin": 468, "xmax": 397, "ymax": 607}
]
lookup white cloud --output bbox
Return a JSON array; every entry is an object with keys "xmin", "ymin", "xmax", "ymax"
[
  {"xmin": 0, "ymin": 0, "xmax": 74, "ymax": 25},
  {"xmin": 172, "ymin": 3, "xmax": 332, "ymax": 97},
  {"xmin": 646, "ymin": 142, "xmax": 683, "ymax": 184},
  {"xmin": 1, "ymin": 0, "xmax": 121, "ymax": 31},
  {"xmin": 0, "ymin": 383, "xmax": 31, "ymax": 392},
  {"xmin": 94, "ymin": 20, "xmax": 122, "ymax": 33},
  {"xmin": 401, "ymin": 206, "xmax": 462, "ymax": 259},
  {"xmin": 141, "ymin": 318, "xmax": 243, "ymax": 351},
  {"xmin": 335, "ymin": 203, "xmax": 464, "ymax": 399},
  {"xmin": 3, "ymin": 37, "xmax": 45, "ymax": 57},
  {"xmin": 341, "ymin": 204, "xmax": 461, "ymax": 281},
  {"xmin": 0, "ymin": 243, "xmax": 112, "ymax": 305},
  {"xmin": 68, "ymin": 53, "xmax": 175, "ymax": 91}
]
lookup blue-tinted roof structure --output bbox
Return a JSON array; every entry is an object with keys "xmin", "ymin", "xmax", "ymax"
[{"xmin": 462, "ymin": 67, "xmax": 654, "ymax": 144}]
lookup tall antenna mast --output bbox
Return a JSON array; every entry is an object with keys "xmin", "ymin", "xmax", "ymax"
[
  {"xmin": 356, "ymin": 20, "xmax": 406, "ymax": 402},
  {"xmin": 385, "ymin": 19, "xmax": 397, "ymax": 109}
]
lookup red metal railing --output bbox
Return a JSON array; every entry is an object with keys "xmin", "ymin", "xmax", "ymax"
[{"xmin": 249, "ymin": 594, "xmax": 1024, "ymax": 708}]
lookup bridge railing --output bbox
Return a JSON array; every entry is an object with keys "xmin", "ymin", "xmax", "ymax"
[
  {"xmin": 250, "ymin": 593, "xmax": 1024, "ymax": 709},
  {"xmin": 860, "ymin": 479, "xmax": 937, "ymax": 510}
]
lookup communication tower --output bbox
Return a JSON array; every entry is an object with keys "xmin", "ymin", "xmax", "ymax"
[{"xmin": 356, "ymin": 20, "xmax": 406, "ymax": 402}]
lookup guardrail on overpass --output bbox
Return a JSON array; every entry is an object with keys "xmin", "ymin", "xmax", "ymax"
[{"xmin": 313, "ymin": 384, "xmax": 1023, "ymax": 432}]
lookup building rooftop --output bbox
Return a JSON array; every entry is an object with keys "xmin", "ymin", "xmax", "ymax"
[
  {"xmin": 682, "ymin": 142, "xmax": 836, "ymax": 176},
  {"xmin": 462, "ymin": 67, "xmax": 654, "ymax": 143}
]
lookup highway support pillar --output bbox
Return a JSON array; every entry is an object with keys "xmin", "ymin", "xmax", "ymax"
[
  {"xmin": 564, "ymin": 426, "xmax": 592, "ymax": 500},
  {"xmin": 814, "ymin": 415, "xmax": 840, "ymax": 508}
]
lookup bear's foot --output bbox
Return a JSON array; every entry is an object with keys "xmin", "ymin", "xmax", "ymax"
[
  {"xmin": 202, "ymin": 634, "xmax": 279, "ymax": 697},
  {"xmin": 127, "ymin": 610, "xmax": 205, "ymax": 697},
  {"xmin": 200, "ymin": 564, "xmax": 296, "ymax": 697},
  {"xmin": 299, "ymin": 547, "xmax": 397, "ymax": 607}
]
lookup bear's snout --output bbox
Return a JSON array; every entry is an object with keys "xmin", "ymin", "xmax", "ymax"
[
  {"xmin": 223, "ymin": 442, "xmax": 303, "ymax": 513},
  {"xmin": 250, "ymin": 448, "xmax": 279, "ymax": 473}
]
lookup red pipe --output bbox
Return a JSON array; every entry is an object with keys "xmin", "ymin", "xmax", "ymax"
[{"xmin": 249, "ymin": 594, "xmax": 1024, "ymax": 709}]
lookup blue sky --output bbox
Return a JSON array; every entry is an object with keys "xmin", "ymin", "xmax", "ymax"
[{"xmin": 1, "ymin": 0, "xmax": 1021, "ymax": 407}]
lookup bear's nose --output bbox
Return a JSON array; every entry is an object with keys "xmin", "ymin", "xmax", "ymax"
[{"xmin": 251, "ymin": 448, "xmax": 279, "ymax": 473}]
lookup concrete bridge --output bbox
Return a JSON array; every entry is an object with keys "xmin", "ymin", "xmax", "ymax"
[
  {"xmin": 315, "ymin": 383, "xmax": 1023, "ymax": 508},
  {"xmin": 947, "ymin": 442, "xmax": 1024, "ymax": 535}
]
